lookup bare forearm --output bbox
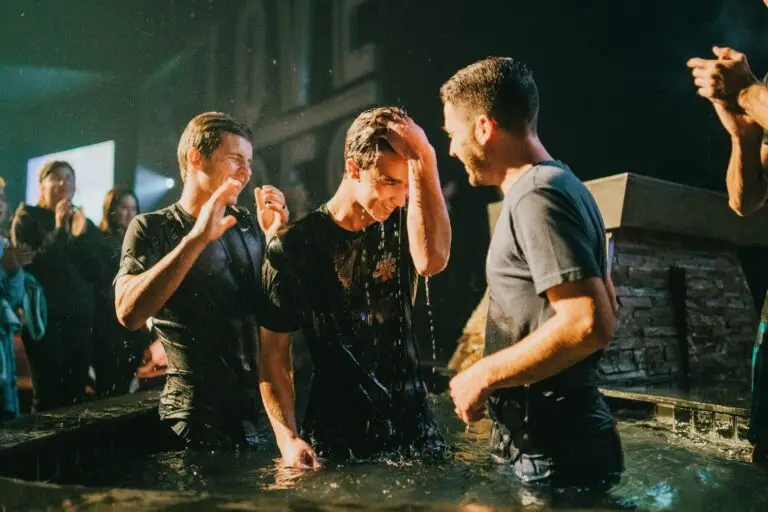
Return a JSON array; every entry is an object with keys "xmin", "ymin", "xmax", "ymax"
[
  {"xmin": 258, "ymin": 330, "xmax": 300, "ymax": 448},
  {"xmin": 407, "ymin": 150, "xmax": 451, "ymax": 276},
  {"xmin": 477, "ymin": 312, "xmax": 610, "ymax": 391},
  {"xmin": 726, "ymin": 136, "xmax": 767, "ymax": 216},
  {"xmin": 739, "ymin": 82, "xmax": 768, "ymax": 132},
  {"xmin": 115, "ymin": 235, "xmax": 206, "ymax": 330}
]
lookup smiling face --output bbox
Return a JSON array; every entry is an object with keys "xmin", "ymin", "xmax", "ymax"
[
  {"xmin": 351, "ymin": 149, "xmax": 409, "ymax": 222},
  {"xmin": 39, "ymin": 164, "xmax": 76, "ymax": 208},
  {"xmin": 195, "ymin": 132, "xmax": 253, "ymax": 205},
  {"xmin": 443, "ymin": 101, "xmax": 492, "ymax": 187}
]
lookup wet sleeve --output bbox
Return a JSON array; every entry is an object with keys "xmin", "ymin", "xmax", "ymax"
[
  {"xmin": 258, "ymin": 237, "xmax": 303, "ymax": 333},
  {"xmin": 512, "ymin": 188, "xmax": 602, "ymax": 296},
  {"xmin": 114, "ymin": 216, "xmax": 156, "ymax": 286}
]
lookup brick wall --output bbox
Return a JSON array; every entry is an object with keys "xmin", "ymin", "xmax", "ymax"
[{"xmin": 602, "ymin": 228, "xmax": 756, "ymax": 389}]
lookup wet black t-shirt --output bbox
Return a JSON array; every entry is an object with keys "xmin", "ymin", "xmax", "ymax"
[
  {"xmin": 116, "ymin": 203, "xmax": 287, "ymax": 436},
  {"xmin": 262, "ymin": 205, "xmax": 444, "ymax": 460}
]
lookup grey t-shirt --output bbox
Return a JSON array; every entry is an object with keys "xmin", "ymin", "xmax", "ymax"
[{"xmin": 485, "ymin": 161, "xmax": 615, "ymax": 447}]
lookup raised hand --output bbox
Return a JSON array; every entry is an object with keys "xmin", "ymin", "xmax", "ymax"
[
  {"xmin": 54, "ymin": 199, "xmax": 74, "ymax": 230},
  {"xmin": 188, "ymin": 179, "xmax": 241, "ymax": 244},
  {"xmin": 255, "ymin": 185, "xmax": 289, "ymax": 240},
  {"xmin": 385, "ymin": 116, "xmax": 435, "ymax": 161},
  {"xmin": 687, "ymin": 46, "xmax": 759, "ymax": 104}
]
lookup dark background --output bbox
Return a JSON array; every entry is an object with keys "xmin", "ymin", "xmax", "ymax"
[{"xmin": 1, "ymin": 0, "xmax": 767, "ymax": 360}]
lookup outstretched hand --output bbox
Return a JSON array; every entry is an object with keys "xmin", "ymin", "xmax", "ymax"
[{"xmin": 189, "ymin": 179, "xmax": 241, "ymax": 244}]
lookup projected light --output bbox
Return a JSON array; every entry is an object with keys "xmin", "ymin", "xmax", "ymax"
[
  {"xmin": 135, "ymin": 165, "xmax": 176, "ymax": 210},
  {"xmin": 26, "ymin": 140, "xmax": 115, "ymax": 226}
]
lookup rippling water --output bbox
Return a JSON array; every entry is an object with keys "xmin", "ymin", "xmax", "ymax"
[{"xmin": 69, "ymin": 393, "xmax": 768, "ymax": 511}]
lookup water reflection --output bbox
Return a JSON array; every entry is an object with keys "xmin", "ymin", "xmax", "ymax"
[{"xmin": 63, "ymin": 392, "xmax": 768, "ymax": 511}]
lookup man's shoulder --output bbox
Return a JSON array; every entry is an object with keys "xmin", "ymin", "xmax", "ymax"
[
  {"xmin": 125, "ymin": 205, "xmax": 182, "ymax": 242},
  {"xmin": 133, "ymin": 205, "xmax": 180, "ymax": 228},
  {"xmin": 266, "ymin": 210, "xmax": 327, "ymax": 267},
  {"xmin": 530, "ymin": 162, "xmax": 591, "ymax": 203}
]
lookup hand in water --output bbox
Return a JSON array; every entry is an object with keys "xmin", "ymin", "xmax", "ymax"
[
  {"xmin": 189, "ymin": 179, "xmax": 241, "ymax": 244},
  {"xmin": 255, "ymin": 185, "xmax": 289, "ymax": 240},
  {"xmin": 280, "ymin": 437, "xmax": 322, "ymax": 469},
  {"xmin": 449, "ymin": 363, "xmax": 490, "ymax": 425}
]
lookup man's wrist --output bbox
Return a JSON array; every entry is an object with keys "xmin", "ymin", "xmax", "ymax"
[
  {"xmin": 737, "ymin": 81, "xmax": 764, "ymax": 115},
  {"xmin": 180, "ymin": 233, "xmax": 208, "ymax": 253},
  {"xmin": 474, "ymin": 357, "xmax": 498, "ymax": 393},
  {"xmin": 731, "ymin": 129, "xmax": 763, "ymax": 147}
]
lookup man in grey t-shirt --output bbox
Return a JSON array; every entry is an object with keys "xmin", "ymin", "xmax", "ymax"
[{"xmin": 441, "ymin": 57, "xmax": 622, "ymax": 489}]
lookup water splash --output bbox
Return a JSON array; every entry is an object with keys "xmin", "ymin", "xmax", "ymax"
[{"xmin": 424, "ymin": 277, "xmax": 438, "ymax": 371}]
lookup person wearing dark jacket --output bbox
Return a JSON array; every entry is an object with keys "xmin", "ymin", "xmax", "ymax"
[
  {"xmin": 11, "ymin": 160, "xmax": 103, "ymax": 411},
  {"xmin": 92, "ymin": 186, "xmax": 151, "ymax": 398}
]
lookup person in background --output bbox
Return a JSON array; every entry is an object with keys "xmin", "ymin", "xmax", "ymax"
[
  {"xmin": 11, "ymin": 161, "xmax": 101, "ymax": 411},
  {"xmin": 687, "ymin": 39, "xmax": 768, "ymax": 464},
  {"xmin": 0, "ymin": 177, "xmax": 33, "ymax": 419},
  {"xmin": 92, "ymin": 186, "xmax": 152, "ymax": 398}
]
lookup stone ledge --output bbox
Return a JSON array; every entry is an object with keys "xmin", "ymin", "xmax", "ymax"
[
  {"xmin": 600, "ymin": 387, "xmax": 749, "ymax": 418},
  {"xmin": 488, "ymin": 173, "xmax": 768, "ymax": 247},
  {"xmin": 0, "ymin": 390, "xmax": 161, "ymax": 452},
  {"xmin": 586, "ymin": 173, "xmax": 768, "ymax": 247},
  {"xmin": 0, "ymin": 391, "xmax": 162, "ymax": 482}
]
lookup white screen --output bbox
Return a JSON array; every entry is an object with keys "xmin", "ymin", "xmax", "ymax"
[{"xmin": 26, "ymin": 140, "xmax": 115, "ymax": 226}]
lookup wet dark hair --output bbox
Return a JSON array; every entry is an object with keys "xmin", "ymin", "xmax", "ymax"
[
  {"xmin": 344, "ymin": 106, "xmax": 407, "ymax": 171},
  {"xmin": 177, "ymin": 112, "xmax": 253, "ymax": 182},
  {"xmin": 38, "ymin": 160, "xmax": 75, "ymax": 183},
  {"xmin": 100, "ymin": 185, "xmax": 140, "ymax": 233},
  {"xmin": 440, "ymin": 57, "xmax": 539, "ymax": 135}
]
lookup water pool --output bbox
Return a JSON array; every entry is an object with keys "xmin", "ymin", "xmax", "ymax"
[{"xmin": 58, "ymin": 392, "xmax": 768, "ymax": 511}]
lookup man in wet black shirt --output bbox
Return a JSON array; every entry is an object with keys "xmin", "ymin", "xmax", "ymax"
[
  {"xmin": 259, "ymin": 107, "xmax": 452, "ymax": 466},
  {"xmin": 114, "ymin": 112, "xmax": 289, "ymax": 447}
]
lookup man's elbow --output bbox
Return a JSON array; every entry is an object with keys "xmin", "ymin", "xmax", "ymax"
[
  {"xmin": 115, "ymin": 302, "xmax": 144, "ymax": 331},
  {"xmin": 729, "ymin": 198, "xmax": 763, "ymax": 217},
  {"xmin": 573, "ymin": 313, "xmax": 614, "ymax": 352},
  {"xmin": 415, "ymin": 251, "xmax": 450, "ymax": 277}
]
